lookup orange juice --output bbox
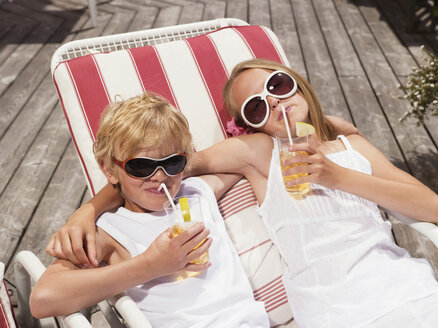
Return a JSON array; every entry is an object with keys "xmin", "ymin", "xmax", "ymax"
[
  {"xmin": 171, "ymin": 222, "xmax": 209, "ymax": 265},
  {"xmin": 164, "ymin": 196, "xmax": 208, "ymax": 280},
  {"xmin": 279, "ymin": 150, "xmax": 311, "ymax": 200},
  {"xmin": 171, "ymin": 222, "xmax": 209, "ymax": 280}
]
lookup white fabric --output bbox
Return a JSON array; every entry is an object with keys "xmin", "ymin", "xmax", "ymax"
[
  {"xmin": 97, "ymin": 177, "xmax": 269, "ymax": 328},
  {"xmin": 258, "ymin": 135, "xmax": 438, "ymax": 328}
]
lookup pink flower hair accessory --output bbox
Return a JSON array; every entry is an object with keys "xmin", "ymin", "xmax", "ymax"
[{"xmin": 226, "ymin": 117, "xmax": 254, "ymax": 137}]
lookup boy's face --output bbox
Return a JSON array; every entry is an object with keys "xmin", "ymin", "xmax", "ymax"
[{"xmin": 104, "ymin": 146, "xmax": 185, "ymax": 213}]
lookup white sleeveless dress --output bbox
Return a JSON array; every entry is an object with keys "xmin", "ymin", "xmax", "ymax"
[{"xmin": 258, "ymin": 135, "xmax": 438, "ymax": 328}]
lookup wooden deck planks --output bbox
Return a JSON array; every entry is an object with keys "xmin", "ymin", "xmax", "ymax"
[
  {"xmin": 313, "ymin": 0, "xmax": 364, "ymax": 78},
  {"xmin": 179, "ymin": 2, "xmax": 204, "ymax": 24},
  {"xmin": 270, "ymin": 0, "xmax": 307, "ymax": 78},
  {"xmin": 0, "ymin": 0, "xmax": 437, "ymax": 323},
  {"xmin": 202, "ymin": 1, "xmax": 226, "ymax": 21},
  {"xmin": 0, "ymin": 11, "xmax": 37, "ymax": 66},
  {"xmin": 335, "ymin": 0, "xmax": 438, "ymax": 188},
  {"xmin": 249, "ymin": 0, "xmax": 270, "ymax": 28},
  {"xmin": 226, "ymin": 0, "xmax": 247, "ymax": 22},
  {"xmin": 0, "ymin": 102, "xmax": 71, "ymax": 268},
  {"xmin": 292, "ymin": 0, "xmax": 353, "ymax": 121},
  {"xmin": 0, "ymin": 3, "xmax": 62, "ymax": 96},
  {"xmin": 7, "ymin": 141, "xmax": 87, "ymax": 274}
]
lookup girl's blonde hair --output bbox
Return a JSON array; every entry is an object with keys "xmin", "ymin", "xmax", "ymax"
[
  {"xmin": 223, "ymin": 58, "xmax": 337, "ymax": 141},
  {"xmin": 93, "ymin": 92, "xmax": 193, "ymax": 175}
]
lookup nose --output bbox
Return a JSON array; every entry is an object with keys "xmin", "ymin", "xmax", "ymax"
[
  {"xmin": 149, "ymin": 167, "xmax": 167, "ymax": 182},
  {"xmin": 266, "ymin": 95, "xmax": 280, "ymax": 110}
]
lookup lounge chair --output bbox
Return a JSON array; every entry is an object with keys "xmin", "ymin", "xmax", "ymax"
[{"xmin": 14, "ymin": 18, "xmax": 438, "ymax": 327}]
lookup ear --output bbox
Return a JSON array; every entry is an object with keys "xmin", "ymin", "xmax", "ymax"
[{"xmin": 99, "ymin": 160, "xmax": 119, "ymax": 185}]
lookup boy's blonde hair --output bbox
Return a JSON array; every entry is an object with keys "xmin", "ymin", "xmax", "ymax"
[
  {"xmin": 94, "ymin": 92, "xmax": 193, "ymax": 175},
  {"xmin": 223, "ymin": 58, "xmax": 337, "ymax": 141}
]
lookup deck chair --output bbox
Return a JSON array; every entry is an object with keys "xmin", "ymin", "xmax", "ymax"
[{"xmin": 14, "ymin": 18, "xmax": 438, "ymax": 328}]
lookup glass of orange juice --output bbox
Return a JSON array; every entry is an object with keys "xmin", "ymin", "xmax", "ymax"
[
  {"xmin": 276, "ymin": 135, "xmax": 311, "ymax": 200},
  {"xmin": 164, "ymin": 196, "xmax": 209, "ymax": 279}
]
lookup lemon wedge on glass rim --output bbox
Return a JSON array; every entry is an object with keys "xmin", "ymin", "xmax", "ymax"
[
  {"xmin": 296, "ymin": 122, "xmax": 316, "ymax": 137},
  {"xmin": 178, "ymin": 197, "xmax": 191, "ymax": 222}
]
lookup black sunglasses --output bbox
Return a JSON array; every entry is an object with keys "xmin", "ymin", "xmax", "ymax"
[{"xmin": 112, "ymin": 153, "xmax": 187, "ymax": 179}]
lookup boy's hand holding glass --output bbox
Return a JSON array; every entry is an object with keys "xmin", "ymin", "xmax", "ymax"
[
  {"xmin": 142, "ymin": 223, "xmax": 211, "ymax": 281},
  {"xmin": 164, "ymin": 195, "xmax": 210, "ymax": 280}
]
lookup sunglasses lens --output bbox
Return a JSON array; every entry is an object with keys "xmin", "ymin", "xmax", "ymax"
[
  {"xmin": 243, "ymin": 96, "xmax": 268, "ymax": 125},
  {"xmin": 162, "ymin": 155, "xmax": 187, "ymax": 175},
  {"xmin": 124, "ymin": 155, "xmax": 187, "ymax": 178},
  {"xmin": 125, "ymin": 158, "xmax": 156, "ymax": 178},
  {"xmin": 267, "ymin": 72, "xmax": 296, "ymax": 96}
]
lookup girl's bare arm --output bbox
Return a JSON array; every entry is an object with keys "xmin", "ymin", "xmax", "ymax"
[
  {"xmin": 343, "ymin": 135, "xmax": 438, "ymax": 222},
  {"xmin": 199, "ymin": 173, "xmax": 243, "ymax": 200},
  {"xmin": 285, "ymin": 134, "xmax": 438, "ymax": 222},
  {"xmin": 46, "ymin": 184, "xmax": 123, "ymax": 267},
  {"xmin": 188, "ymin": 133, "xmax": 273, "ymax": 178}
]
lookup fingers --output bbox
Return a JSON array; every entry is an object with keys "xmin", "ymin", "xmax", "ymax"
[
  {"xmin": 52, "ymin": 235, "xmax": 64, "ymax": 259},
  {"xmin": 287, "ymin": 143, "xmax": 315, "ymax": 155},
  {"xmin": 285, "ymin": 175, "xmax": 312, "ymax": 186},
  {"xmin": 86, "ymin": 233, "xmax": 99, "ymax": 267},
  {"xmin": 59, "ymin": 230, "xmax": 82, "ymax": 267},
  {"xmin": 70, "ymin": 229, "xmax": 91, "ymax": 267},
  {"xmin": 181, "ymin": 227, "xmax": 210, "ymax": 254},
  {"xmin": 282, "ymin": 151, "xmax": 325, "ymax": 167},
  {"xmin": 174, "ymin": 222, "xmax": 204, "ymax": 245},
  {"xmin": 185, "ymin": 237, "xmax": 212, "ymax": 262},
  {"xmin": 45, "ymin": 235, "xmax": 56, "ymax": 257},
  {"xmin": 184, "ymin": 261, "xmax": 212, "ymax": 272}
]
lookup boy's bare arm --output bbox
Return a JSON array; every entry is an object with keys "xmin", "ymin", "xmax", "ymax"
[{"xmin": 31, "ymin": 224, "xmax": 212, "ymax": 318}]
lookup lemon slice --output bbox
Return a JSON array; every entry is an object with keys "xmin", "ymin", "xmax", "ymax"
[
  {"xmin": 296, "ymin": 122, "xmax": 315, "ymax": 137},
  {"xmin": 178, "ymin": 197, "xmax": 191, "ymax": 222}
]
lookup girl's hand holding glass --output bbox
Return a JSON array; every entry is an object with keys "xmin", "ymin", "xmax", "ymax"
[
  {"xmin": 282, "ymin": 142, "xmax": 346, "ymax": 190},
  {"xmin": 142, "ymin": 223, "xmax": 212, "ymax": 280}
]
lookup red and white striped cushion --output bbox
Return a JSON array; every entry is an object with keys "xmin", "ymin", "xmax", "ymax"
[
  {"xmin": 53, "ymin": 25, "xmax": 292, "ymax": 326},
  {"xmin": 0, "ymin": 264, "xmax": 17, "ymax": 328}
]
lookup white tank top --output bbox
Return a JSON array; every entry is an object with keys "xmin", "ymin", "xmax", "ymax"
[
  {"xmin": 97, "ymin": 177, "xmax": 269, "ymax": 328},
  {"xmin": 258, "ymin": 136, "xmax": 438, "ymax": 328}
]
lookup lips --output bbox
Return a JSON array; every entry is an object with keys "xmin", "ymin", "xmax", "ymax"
[
  {"xmin": 278, "ymin": 106, "xmax": 292, "ymax": 121},
  {"xmin": 147, "ymin": 186, "xmax": 166, "ymax": 195}
]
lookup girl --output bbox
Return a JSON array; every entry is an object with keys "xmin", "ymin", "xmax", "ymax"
[
  {"xmin": 192, "ymin": 58, "xmax": 438, "ymax": 327},
  {"xmin": 49, "ymin": 59, "xmax": 438, "ymax": 327}
]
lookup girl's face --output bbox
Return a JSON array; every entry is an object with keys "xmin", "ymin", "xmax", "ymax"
[
  {"xmin": 105, "ymin": 146, "xmax": 185, "ymax": 213},
  {"xmin": 232, "ymin": 68, "xmax": 310, "ymax": 137}
]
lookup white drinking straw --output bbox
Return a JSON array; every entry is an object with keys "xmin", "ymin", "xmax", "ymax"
[
  {"xmin": 281, "ymin": 105, "xmax": 293, "ymax": 146},
  {"xmin": 158, "ymin": 183, "xmax": 177, "ymax": 213}
]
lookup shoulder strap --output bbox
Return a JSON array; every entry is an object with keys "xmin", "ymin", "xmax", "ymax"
[{"xmin": 337, "ymin": 135, "xmax": 353, "ymax": 151}]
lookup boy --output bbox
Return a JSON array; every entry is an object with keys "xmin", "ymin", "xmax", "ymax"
[{"xmin": 30, "ymin": 92, "xmax": 269, "ymax": 327}]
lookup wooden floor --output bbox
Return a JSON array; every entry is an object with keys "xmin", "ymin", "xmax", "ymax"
[{"xmin": 1, "ymin": 0, "xmax": 437, "ymax": 323}]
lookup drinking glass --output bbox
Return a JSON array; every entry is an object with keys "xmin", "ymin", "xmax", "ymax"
[
  {"xmin": 164, "ymin": 196, "xmax": 209, "ymax": 279},
  {"xmin": 276, "ymin": 135, "xmax": 311, "ymax": 200}
]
